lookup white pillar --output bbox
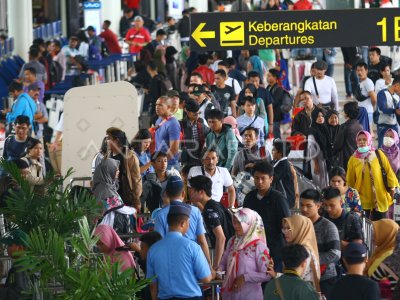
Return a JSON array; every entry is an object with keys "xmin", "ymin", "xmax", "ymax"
[
  {"xmin": 188, "ymin": 0, "xmax": 208, "ymax": 12},
  {"xmin": 7, "ymin": 0, "xmax": 33, "ymax": 61},
  {"xmin": 101, "ymin": 0, "xmax": 121, "ymax": 36}
]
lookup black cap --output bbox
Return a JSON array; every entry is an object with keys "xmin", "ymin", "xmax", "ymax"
[
  {"xmin": 168, "ymin": 201, "xmax": 191, "ymax": 217},
  {"xmin": 86, "ymin": 26, "xmax": 95, "ymax": 32},
  {"xmin": 167, "ymin": 90, "xmax": 180, "ymax": 98},
  {"xmin": 314, "ymin": 60, "xmax": 328, "ymax": 70},
  {"xmin": 185, "ymin": 99, "xmax": 200, "ymax": 113},
  {"xmin": 343, "ymin": 242, "xmax": 367, "ymax": 263},
  {"xmin": 27, "ymin": 82, "xmax": 41, "ymax": 91}
]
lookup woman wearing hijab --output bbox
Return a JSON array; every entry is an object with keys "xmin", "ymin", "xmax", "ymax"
[
  {"xmin": 165, "ymin": 46, "xmax": 178, "ymax": 90},
  {"xmin": 347, "ymin": 131, "xmax": 398, "ymax": 220},
  {"xmin": 308, "ymin": 108, "xmax": 330, "ymax": 189},
  {"xmin": 218, "ymin": 208, "xmax": 271, "ymax": 300},
  {"xmin": 94, "ymin": 224, "xmax": 136, "ymax": 272},
  {"xmin": 326, "ymin": 109, "xmax": 340, "ymax": 168},
  {"xmin": 247, "ymin": 51, "xmax": 266, "ymax": 84},
  {"xmin": 281, "ymin": 215, "xmax": 320, "ymax": 290},
  {"xmin": 153, "ymin": 47, "xmax": 167, "ymax": 76},
  {"xmin": 381, "ymin": 128, "xmax": 400, "ymax": 175},
  {"xmin": 92, "ymin": 158, "xmax": 136, "ymax": 234},
  {"xmin": 368, "ymin": 219, "xmax": 400, "ymax": 299}
]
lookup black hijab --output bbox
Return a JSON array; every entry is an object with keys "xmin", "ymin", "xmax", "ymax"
[
  {"xmin": 325, "ymin": 109, "xmax": 340, "ymax": 143},
  {"xmin": 309, "ymin": 108, "xmax": 330, "ymax": 159}
]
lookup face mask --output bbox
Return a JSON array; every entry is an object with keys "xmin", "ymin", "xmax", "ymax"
[
  {"xmin": 358, "ymin": 146, "xmax": 370, "ymax": 153},
  {"xmin": 383, "ymin": 137, "xmax": 395, "ymax": 147}
]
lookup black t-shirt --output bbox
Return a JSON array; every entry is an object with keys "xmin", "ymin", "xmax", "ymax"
[
  {"xmin": 212, "ymin": 85, "xmax": 235, "ymax": 115},
  {"xmin": 111, "ymin": 153, "xmax": 125, "ymax": 196},
  {"xmin": 203, "ymin": 199, "xmax": 234, "ymax": 248},
  {"xmin": 331, "ymin": 274, "xmax": 380, "ymax": 300},
  {"xmin": 326, "ymin": 210, "xmax": 363, "ymax": 242}
]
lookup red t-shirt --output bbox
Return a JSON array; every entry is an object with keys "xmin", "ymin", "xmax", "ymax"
[
  {"xmin": 124, "ymin": 0, "xmax": 141, "ymax": 9},
  {"xmin": 193, "ymin": 65, "xmax": 215, "ymax": 86},
  {"xmin": 100, "ymin": 29, "xmax": 122, "ymax": 54},
  {"xmin": 125, "ymin": 27, "xmax": 151, "ymax": 54},
  {"xmin": 293, "ymin": 0, "xmax": 312, "ymax": 10}
]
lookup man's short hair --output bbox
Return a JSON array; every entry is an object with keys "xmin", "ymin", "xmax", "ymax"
[
  {"xmin": 190, "ymin": 72, "xmax": 203, "ymax": 80},
  {"xmin": 300, "ymin": 90, "xmax": 312, "ymax": 97},
  {"xmin": 243, "ymin": 97, "xmax": 256, "ymax": 105},
  {"xmin": 24, "ymin": 67, "xmax": 37, "ymax": 76},
  {"xmin": 139, "ymin": 231, "xmax": 162, "ymax": 247},
  {"xmin": 29, "ymin": 45, "xmax": 40, "ymax": 58},
  {"xmin": 322, "ymin": 187, "xmax": 341, "ymax": 201},
  {"xmin": 104, "ymin": 20, "xmax": 111, "ymax": 27},
  {"xmin": 15, "ymin": 115, "xmax": 30, "ymax": 126},
  {"xmin": 217, "ymin": 60, "xmax": 229, "ymax": 68},
  {"xmin": 273, "ymin": 140, "xmax": 291, "ymax": 157},
  {"xmin": 8, "ymin": 80, "xmax": 23, "ymax": 93},
  {"xmin": 343, "ymin": 101, "xmax": 359, "ymax": 120},
  {"xmin": 52, "ymin": 40, "xmax": 61, "ymax": 49},
  {"xmin": 243, "ymin": 126, "xmax": 259, "ymax": 136},
  {"xmin": 124, "ymin": 8, "xmax": 133, "ymax": 14},
  {"xmin": 198, "ymin": 53, "xmax": 209, "ymax": 65},
  {"xmin": 268, "ymin": 68, "xmax": 279, "ymax": 79},
  {"xmin": 215, "ymin": 69, "xmax": 227, "ymax": 77},
  {"xmin": 151, "ymin": 151, "xmax": 168, "ymax": 162},
  {"xmin": 300, "ymin": 189, "xmax": 321, "ymax": 203},
  {"xmin": 207, "ymin": 109, "xmax": 224, "ymax": 121},
  {"xmin": 253, "ymin": 161, "xmax": 274, "ymax": 177},
  {"xmin": 247, "ymin": 71, "xmax": 260, "ymax": 79},
  {"xmin": 368, "ymin": 47, "xmax": 381, "ymax": 56},
  {"xmin": 167, "ymin": 213, "xmax": 189, "ymax": 227},
  {"xmin": 156, "ymin": 29, "xmax": 167, "ymax": 36},
  {"xmin": 33, "ymin": 38, "xmax": 45, "ymax": 47},
  {"xmin": 282, "ymin": 244, "xmax": 310, "ymax": 269},
  {"xmin": 226, "ymin": 57, "xmax": 236, "ymax": 67},
  {"xmin": 213, "ymin": 51, "xmax": 227, "ymax": 60},
  {"xmin": 392, "ymin": 75, "xmax": 400, "ymax": 86},
  {"xmin": 189, "ymin": 175, "xmax": 213, "ymax": 198},
  {"xmin": 356, "ymin": 62, "xmax": 368, "ymax": 70}
]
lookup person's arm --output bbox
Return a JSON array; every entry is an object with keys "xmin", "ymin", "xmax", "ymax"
[
  {"xmin": 224, "ymin": 131, "xmax": 238, "ymax": 170},
  {"xmin": 168, "ymin": 140, "xmax": 179, "ymax": 160},
  {"xmin": 139, "ymin": 161, "xmax": 152, "ymax": 174},
  {"xmin": 267, "ymin": 104, "xmax": 273, "ymax": 134},
  {"xmin": 377, "ymin": 91, "xmax": 396, "ymax": 114},
  {"xmin": 212, "ymin": 226, "xmax": 226, "ymax": 270},
  {"xmin": 150, "ymin": 283, "xmax": 158, "ymax": 300},
  {"xmin": 319, "ymin": 223, "xmax": 341, "ymax": 265},
  {"xmin": 49, "ymin": 130, "xmax": 63, "ymax": 151},
  {"xmin": 127, "ymin": 152, "xmax": 142, "ymax": 211},
  {"xmin": 346, "ymin": 158, "xmax": 356, "ymax": 192},
  {"xmin": 167, "ymin": 120, "xmax": 181, "ymax": 160},
  {"xmin": 230, "ymin": 100, "xmax": 237, "ymax": 118},
  {"xmin": 241, "ymin": 242, "xmax": 271, "ymax": 284},
  {"xmin": 197, "ymin": 234, "xmax": 212, "ymax": 267},
  {"xmin": 227, "ymin": 184, "xmax": 236, "ymax": 208}
]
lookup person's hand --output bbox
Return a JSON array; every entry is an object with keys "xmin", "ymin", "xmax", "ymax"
[
  {"xmin": 395, "ymin": 109, "xmax": 400, "ymax": 116},
  {"xmin": 390, "ymin": 188, "xmax": 395, "ymax": 199},
  {"xmin": 49, "ymin": 142, "xmax": 58, "ymax": 152},
  {"xmin": 268, "ymin": 126, "xmax": 274, "ymax": 135},
  {"xmin": 244, "ymin": 163, "xmax": 255, "ymax": 169},
  {"xmin": 129, "ymin": 242, "xmax": 140, "ymax": 252},
  {"xmin": 134, "ymin": 203, "xmax": 141, "ymax": 213},
  {"xmin": 211, "ymin": 268, "xmax": 216, "ymax": 280},
  {"xmin": 267, "ymin": 259, "xmax": 276, "ymax": 278},
  {"xmin": 231, "ymin": 274, "xmax": 245, "ymax": 291},
  {"xmin": 345, "ymin": 63, "xmax": 352, "ymax": 70}
]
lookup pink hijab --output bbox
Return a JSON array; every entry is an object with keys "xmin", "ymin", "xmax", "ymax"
[
  {"xmin": 381, "ymin": 128, "xmax": 400, "ymax": 174},
  {"xmin": 224, "ymin": 116, "xmax": 243, "ymax": 143},
  {"xmin": 353, "ymin": 130, "xmax": 376, "ymax": 159},
  {"xmin": 223, "ymin": 208, "xmax": 269, "ymax": 292},
  {"xmin": 94, "ymin": 224, "xmax": 136, "ymax": 271}
]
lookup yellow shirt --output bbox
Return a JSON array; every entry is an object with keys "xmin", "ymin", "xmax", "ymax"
[{"xmin": 347, "ymin": 150, "xmax": 398, "ymax": 212}]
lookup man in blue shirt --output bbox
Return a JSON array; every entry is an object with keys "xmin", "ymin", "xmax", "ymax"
[
  {"xmin": 154, "ymin": 96, "xmax": 181, "ymax": 171},
  {"xmin": 3, "ymin": 81, "xmax": 36, "ymax": 126},
  {"xmin": 155, "ymin": 176, "xmax": 211, "ymax": 266},
  {"xmin": 3, "ymin": 115, "xmax": 35, "ymax": 161},
  {"xmin": 147, "ymin": 201, "xmax": 212, "ymax": 300}
]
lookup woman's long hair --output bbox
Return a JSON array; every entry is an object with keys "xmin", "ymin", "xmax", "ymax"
[{"xmin": 131, "ymin": 129, "xmax": 151, "ymax": 154}]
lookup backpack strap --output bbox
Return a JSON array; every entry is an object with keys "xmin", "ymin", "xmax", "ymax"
[{"xmin": 312, "ymin": 76, "xmax": 319, "ymax": 98}]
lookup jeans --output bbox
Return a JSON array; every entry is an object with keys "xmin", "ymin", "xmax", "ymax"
[
  {"xmin": 273, "ymin": 122, "xmax": 281, "ymax": 139},
  {"xmin": 344, "ymin": 67, "xmax": 358, "ymax": 97},
  {"xmin": 326, "ymin": 64, "xmax": 334, "ymax": 77},
  {"xmin": 377, "ymin": 124, "xmax": 398, "ymax": 148}
]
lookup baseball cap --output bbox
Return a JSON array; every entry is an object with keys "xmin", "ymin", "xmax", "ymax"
[
  {"xmin": 168, "ymin": 201, "xmax": 192, "ymax": 217},
  {"xmin": 185, "ymin": 99, "xmax": 200, "ymax": 113},
  {"xmin": 314, "ymin": 60, "xmax": 328, "ymax": 70},
  {"xmin": 85, "ymin": 25, "xmax": 95, "ymax": 32},
  {"xmin": 27, "ymin": 82, "xmax": 41, "ymax": 91},
  {"xmin": 343, "ymin": 242, "xmax": 367, "ymax": 263},
  {"xmin": 167, "ymin": 90, "xmax": 180, "ymax": 98},
  {"xmin": 165, "ymin": 175, "xmax": 184, "ymax": 195},
  {"xmin": 0, "ymin": 230, "xmax": 29, "ymax": 247},
  {"xmin": 192, "ymin": 84, "xmax": 205, "ymax": 95}
]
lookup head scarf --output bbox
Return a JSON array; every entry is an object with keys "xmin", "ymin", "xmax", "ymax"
[
  {"xmin": 367, "ymin": 219, "xmax": 399, "ymax": 276},
  {"xmin": 179, "ymin": 46, "xmax": 190, "ymax": 63},
  {"xmin": 325, "ymin": 109, "xmax": 340, "ymax": 142},
  {"xmin": 223, "ymin": 208, "xmax": 268, "ymax": 292},
  {"xmin": 94, "ymin": 224, "xmax": 136, "ymax": 271},
  {"xmin": 353, "ymin": 130, "xmax": 376, "ymax": 159},
  {"xmin": 153, "ymin": 47, "xmax": 167, "ymax": 75},
  {"xmin": 381, "ymin": 128, "xmax": 400, "ymax": 174},
  {"xmin": 249, "ymin": 55, "xmax": 264, "ymax": 82},
  {"xmin": 224, "ymin": 116, "xmax": 242, "ymax": 143},
  {"xmin": 309, "ymin": 107, "xmax": 330, "ymax": 159},
  {"xmin": 92, "ymin": 158, "xmax": 120, "ymax": 201},
  {"xmin": 165, "ymin": 46, "xmax": 178, "ymax": 64}
]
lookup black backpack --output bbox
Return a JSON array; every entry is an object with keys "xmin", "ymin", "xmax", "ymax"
[
  {"xmin": 158, "ymin": 74, "xmax": 173, "ymax": 95},
  {"xmin": 352, "ymin": 82, "xmax": 369, "ymax": 102},
  {"xmin": 341, "ymin": 211, "xmax": 366, "ymax": 245}
]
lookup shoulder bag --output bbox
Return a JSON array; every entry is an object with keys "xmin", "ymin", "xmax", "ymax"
[{"xmin": 375, "ymin": 149, "xmax": 390, "ymax": 192}]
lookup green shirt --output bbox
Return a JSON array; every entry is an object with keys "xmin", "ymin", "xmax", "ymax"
[{"xmin": 264, "ymin": 273, "xmax": 319, "ymax": 300}]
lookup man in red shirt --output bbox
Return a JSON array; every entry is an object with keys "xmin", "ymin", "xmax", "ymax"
[
  {"xmin": 100, "ymin": 20, "xmax": 122, "ymax": 54},
  {"xmin": 193, "ymin": 54, "xmax": 215, "ymax": 86},
  {"xmin": 293, "ymin": 0, "xmax": 313, "ymax": 10},
  {"xmin": 124, "ymin": 0, "xmax": 141, "ymax": 16},
  {"xmin": 125, "ymin": 16, "xmax": 151, "ymax": 55}
]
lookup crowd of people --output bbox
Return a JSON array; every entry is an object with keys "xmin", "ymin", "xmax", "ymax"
[{"xmin": 1, "ymin": 0, "xmax": 400, "ymax": 299}]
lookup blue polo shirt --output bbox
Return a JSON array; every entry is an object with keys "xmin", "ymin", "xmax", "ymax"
[
  {"xmin": 155, "ymin": 200, "xmax": 206, "ymax": 241},
  {"xmin": 147, "ymin": 231, "xmax": 211, "ymax": 299},
  {"xmin": 155, "ymin": 116, "xmax": 181, "ymax": 167}
]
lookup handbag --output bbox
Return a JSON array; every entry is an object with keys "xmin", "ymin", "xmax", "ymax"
[
  {"xmin": 375, "ymin": 149, "xmax": 390, "ymax": 192},
  {"xmin": 275, "ymin": 278, "xmax": 286, "ymax": 300}
]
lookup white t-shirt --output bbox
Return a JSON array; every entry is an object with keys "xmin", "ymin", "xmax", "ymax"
[
  {"xmin": 375, "ymin": 78, "xmax": 393, "ymax": 94},
  {"xmin": 304, "ymin": 75, "xmax": 339, "ymax": 110},
  {"xmin": 188, "ymin": 166, "xmax": 233, "ymax": 202},
  {"xmin": 358, "ymin": 78, "xmax": 375, "ymax": 114},
  {"xmin": 225, "ymin": 77, "xmax": 242, "ymax": 95}
]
